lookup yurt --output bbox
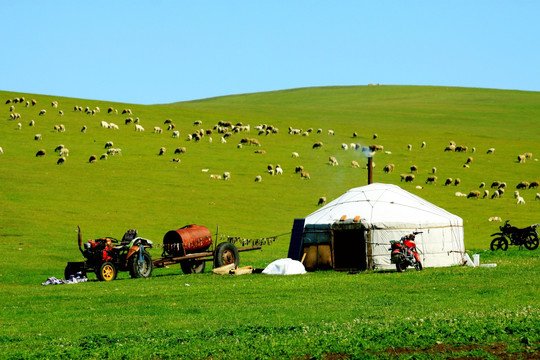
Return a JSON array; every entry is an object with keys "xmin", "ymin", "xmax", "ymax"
[{"xmin": 288, "ymin": 183, "xmax": 465, "ymax": 271}]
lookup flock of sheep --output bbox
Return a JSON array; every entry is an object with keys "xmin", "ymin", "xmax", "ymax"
[{"xmin": 3, "ymin": 95, "xmax": 539, "ymax": 209}]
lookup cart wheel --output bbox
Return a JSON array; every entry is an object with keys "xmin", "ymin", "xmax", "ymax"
[
  {"xmin": 180, "ymin": 260, "xmax": 206, "ymax": 274},
  {"xmin": 64, "ymin": 263, "xmax": 86, "ymax": 280},
  {"xmin": 129, "ymin": 252, "xmax": 153, "ymax": 278},
  {"xmin": 96, "ymin": 262, "xmax": 117, "ymax": 281},
  {"xmin": 213, "ymin": 242, "xmax": 240, "ymax": 268}
]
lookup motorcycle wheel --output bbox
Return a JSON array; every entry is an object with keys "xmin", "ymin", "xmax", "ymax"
[
  {"xmin": 129, "ymin": 252, "xmax": 153, "ymax": 278},
  {"xmin": 414, "ymin": 262, "xmax": 423, "ymax": 271},
  {"xmin": 396, "ymin": 262, "xmax": 407, "ymax": 272},
  {"xmin": 490, "ymin": 237, "xmax": 508, "ymax": 251},
  {"xmin": 524, "ymin": 233, "xmax": 539, "ymax": 250}
]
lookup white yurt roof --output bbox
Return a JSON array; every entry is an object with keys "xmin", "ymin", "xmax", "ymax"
[{"xmin": 305, "ymin": 183, "xmax": 462, "ymax": 229}]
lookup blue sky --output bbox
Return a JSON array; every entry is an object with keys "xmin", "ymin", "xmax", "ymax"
[{"xmin": 3, "ymin": 1, "xmax": 539, "ymax": 104}]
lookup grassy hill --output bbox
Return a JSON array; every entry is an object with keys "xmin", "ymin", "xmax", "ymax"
[{"xmin": 0, "ymin": 86, "xmax": 539, "ymax": 358}]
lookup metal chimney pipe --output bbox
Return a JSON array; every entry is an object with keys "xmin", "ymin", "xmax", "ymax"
[{"xmin": 367, "ymin": 155, "xmax": 373, "ymax": 184}]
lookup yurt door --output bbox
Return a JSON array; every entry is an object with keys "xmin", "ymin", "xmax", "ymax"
[{"xmin": 331, "ymin": 228, "xmax": 367, "ymax": 271}]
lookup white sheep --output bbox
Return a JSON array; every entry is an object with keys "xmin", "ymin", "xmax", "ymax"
[
  {"xmin": 255, "ymin": 175, "xmax": 262, "ymax": 182},
  {"xmin": 341, "ymin": 143, "xmax": 348, "ymax": 150},
  {"xmin": 488, "ymin": 216, "xmax": 502, "ymax": 222},
  {"xmin": 329, "ymin": 156, "xmax": 339, "ymax": 166},
  {"xmin": 154, "ymin": 126, "xmax": 163, "ymax": 134},
  {"xmin": 291, "ymin": 152, "xmax": 299, "ymax": 158},
  {"xmin": 172, "ymin": 130, "xmax": 180, "ymax": 138},
  {"xmin": 275, "ymin": 165, "xmax": 283, "ymax": 175},
  {"xmin": 101, "ymin": 120, "xmax": 110, "ymax": 128},
  {"xmin": 0, "ymin": 146, "xmax": 3, "ymax": 154},
  {"xmin": 455, "ymin": 192, "xmax": 467, "ymax": 197},
  {"xmin": 407, "ymin": 144, "xmax": 412, "ymax": 151},
  {"xmin": 514, "ymin": 191, "xmax": 526, "ymax": 204},
  {"xmin": 109, "ymin": 123, "xmax": 119, "ymax": 130},
  {"xmin": 135, "ymin": 124, "xmax": 145, "ymax": 132},
  {"xmin": 59, "ymin": 148, "xmax": 69, "ymax": 157},
  {"xmin": 536, "ymin": 193, "xmax": 540, "ymax": 201},
  {"xmin": 17, "ymin": 123, "xmax": 22, "ymax": 130},
  {"xmin": 223, "ymin": 172, "xmax": 231, "ymax": 180}
]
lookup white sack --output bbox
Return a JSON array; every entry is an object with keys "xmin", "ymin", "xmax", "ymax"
[{"xmin": 262, "ymin": 258, "xmax": 306, "ymax": 275}]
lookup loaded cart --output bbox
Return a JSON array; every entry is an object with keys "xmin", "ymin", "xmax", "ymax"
[{"xmin": 65, "ymin": 224, "xmax": 261, "ymax": 281}]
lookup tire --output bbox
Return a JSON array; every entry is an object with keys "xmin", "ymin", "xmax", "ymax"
[
  {"xmin": 524, "ymin": 233, "xmax": 539, "ymax": 250},
  {"xmin": 96, "ymin": 262, "xmax": 117, "ymax": 281},
  {"xmin": 213, "ymin": 242, "xmax": 240, "ymax": 268},
  {"xmin": 396, "ymin": 261, "xmax": 407, "ymax": 272},
  {"xmin": 490, "ymin": 237, "xmax": 509, "ymax": 251},
  {"xmin": 181, "ymin": 260, "xmax": 206, "ymax": 274},
  {"xmin": 414, "ymin": 261, "xmax": 423, "ymax": 271},
  {"xmin": 129, "ymin": 251, "xmax": 153, "ymax": 278}
]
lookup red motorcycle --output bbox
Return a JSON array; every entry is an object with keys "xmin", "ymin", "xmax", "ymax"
[{"xmin": 389, "ymin": 232, "xmax": 423, "ymax": 272}]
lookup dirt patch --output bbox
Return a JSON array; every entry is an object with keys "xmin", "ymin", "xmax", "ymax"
[{"xmin": 383, "ymin": 342, "xmax": 538, "ymax": 359}]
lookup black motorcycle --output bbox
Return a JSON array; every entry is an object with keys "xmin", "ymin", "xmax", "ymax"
[{"xmin": 490, "ymin": 220, "xmax": 539, "ymax": 251}]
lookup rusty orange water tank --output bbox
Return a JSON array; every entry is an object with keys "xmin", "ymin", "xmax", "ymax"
[{"xmin": 163, "ymin": 224, "xmax": 213, "ymax": 257}]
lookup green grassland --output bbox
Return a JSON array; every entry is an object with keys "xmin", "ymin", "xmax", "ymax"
[{"xmin": 0, "ymin": 86, "xmax": 539, "ymax": 359}]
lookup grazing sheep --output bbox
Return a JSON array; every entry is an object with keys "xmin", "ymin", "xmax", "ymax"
[
  {"xmin": 174, "ymin": 147, "xmax": 186, "ymax": 154},
  {"xmin": 329, "ymin": 156, "xmax": 339, "ymax": 166},
  {"xmin": 483, "ymin": 190, "xmax": 489, "ymax": 199},
  {"xmin": 172, "ymin": 130, "xmax": 180, "ymax": 138},
  {"xmin": 295, "ymin": 166, "xmax": 304, "ymax": 174},
  {"xmin": 488, "ymin": 217, "xmax": 502, "ymax": 222},
  {"xmin": 351, "ymin": 160, "xmax": 360, "ymax": 168},
  {"xmin": 193, "ymin": 120, "xmax": 202, "ymax": 126},
  {"xmin": 498, "ymin": 182, "xmax": 507, "ymax": 189},
  {"xmin": 29, "ymin": 120, "xmax": 35, "ymax": 126},
  {"xmin": 515, "ymin": 192, "xmax": 526, "ymax": 204},
  {"xmin": 89, "ymin": 155, "xmax": 97, "ymax": 163},
  {"xmin": 101, "ymin": 121, "xmax": 109, "ymax": 128},
  {"xmin": 529, "ymin": 181, "xmax": 539, "ymax": 189},
  {"xmin": 455, "ymin": 145, "xmax": 468, "ymax": 152},
  {"xmin": 425, "ymin": 175, "xmax": 437, "ymax": 184},
  {"xmin": 491, "ymin": 181, "xmax": 501, "ymax": 189},
  {"xmin": 410, "ymin": 165, "xmax": 418, "ymax": 173},
  {"xmin": 491, "ymin": 190, "xmax": 500, "ymax": 199},
  {"xmin": 105, "ymin": 141, "xmax": 114, "ymax": 149},
  {"xmin": 34, "ymin": 134, "xmax": 42, "ymax": 140},
  {"xmin": 81, "ymin": 125, "xmax": 87, "ymax": 133},
  {"xmin": 59, "ymin": 148, "xmax": 69, "ymax": 157},
  {"xmin": 421, "ymin": 141, "xmax": 426, "ymax": 148},
  {"xmin": 318, "ymin": 197, "xmax": 326, "ymax": 206},
  {"xmin": 373, "ymin": 133, "xmax": 378, "ymax": 139},
  {"xmin": 327, "ymin": 130, "xmax": 334, "ymax": 135},
  {"xmin": 254, "ymin": 150, "xmax": 266, "ymax": 154},
  {"xmin": 170, "ymin": 158, "xmax": 180, "ymax": 163},
  {"xmin": 57, "ymin": 157, "xmax": 66, "ymax": 165},
  {"xmin": 407, "ymin": 144, "xmax": 412, "ymax": 151},
  {"xmin": 54, "ymin": 145, "xmax": 64, "ymax": 153},
  {"xmin": 516, "ymin": 181, "xmax": 530, "ymax": 190},
  {"xmin": 125, "ymin": 118, "xmax": 133, "ymax": 125},
  {"xmin": 463, "ymin": 164, "xmax": 470, "ymax": 168},
  {"xmin": 487, "ymin": 148, "xmax": 495, "ymax": 154},
  {"xmin": 158, "ymin": 147, "xmax": 166, "ymax": 155},
  {"xmin": 39, "ymin": 109, "xmax": 46, "ymax": 116},
  {"xmin": 405, "ymin": 174, "xmax": 415, "ymax": 183},
  {"xmin": 275, "ymin": 165, "xmax": 283, "ymax": 175},
  {"xmin": 59, "ymin": 110, "xmax": 64, "ymax": 116},
  {"xmin": 466, "ymin": 157, "xmax": 473, "ymax": 164},
  {"xmin": 455, "ymin": 192, "xmax": 467, "ymax": 197},
  {"xmin": 35, "ymin": 149, "xmax": 46, "ymax": 157},
  {"xmin": 210, "ymin": 174, "xmax": 222, "ymax": 179},
  {"xmin": 517, "ymin": 154, "xmax": 526, "ymax": 163},
  {"xmin": 467, "ymin": 190, "xmax": 481, "ymax": 199},
  {"xmin": 432, "ymin": 167, "xmax": 437, "ymax": 174},
  {"xmin": 31, "ymin": 99, "xmax": 37, "ymax": 106},
  {"xmin": 223, "ymin": 172, "xmax": 231, "ymax": 180},
  {"xmin": 312, "ymin": 142, "xmax": 323, "ymax": 149},
  {"xmin": 383, "ymin": 164, "xmax": 395, "ymax": 173},
  {"xmin": 167, "ymin": 123, "xmax": 176, "ymax": 131},
  {"xmin": 17, "ymin": 123, "xmax": 22, "ymax": 130},
  {"xmin": 454, "ymin": 178, "xmax": 461, "ymax": 186},
  {"xmin": 416, "ymin": 186, "xmax": 423, "ymax": 189},
  {"xmin": 292, "ymin": 152, "xmax": 299, "ymax": 158},
  {"xmin": 524, "ymin": 152, "xmax": 533, "ymax": 159},
  {"xmin": 164, "ymin": 119, "xmax": 172, "ymax": 124},
  {"xmin": 135, "ymin": 124, "xmax": 145, "ymax": 132},
  {"xmin": 109, "ymin": 123, "xmax": 119, "ymax": 130},
  {"xmin": 0, "ymin": 146, "xmax": 3, "ymax": 154},
  {"xmin": 445, "ymin": 178, "xmax": 453, "ymax": 186},
  {"xmin": 255, "ymin": 175, "xmax": 262, "ymax": 182},
  {"xmin": 444, "ymin": 145, "xmax": 456, "ymax": 152},
  {"xmin": 536, "ymin": 193, "xmax": 540, "ymax": 201},
  {"xmin": 479, "ymin": 182, "xmax": 485, "ymax": 188},
  {"xmin": 153, "ymin": 126, "xmax": 163, "ymax": 134},
  {"xmin": 400, "ymin": 174, "xmax": 407, "ymax": 182},
  {"xmin": 100, "ymin": 153, "xmax": 108, "ymax": 160},
  {"xmin": 300, "ymin": 171, "xmax": 311, "ymax": 180}
]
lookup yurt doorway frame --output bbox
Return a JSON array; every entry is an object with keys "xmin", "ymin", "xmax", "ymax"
[{"xmin": 331, "ymin": 223, "xmax": 367, "ymax": 271}]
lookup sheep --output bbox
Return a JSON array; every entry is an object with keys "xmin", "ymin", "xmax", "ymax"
[
  {"xmin": 516, "ymin": 181, "xmax": 530, "ymax": 190},
  {"xmin": 122, "ymin": 108, "xmax": 132, "ymax": 115},
  {"xmin": 172, "ymin": 130, "xmax": 180, "ymax": 138},
  {"xmin": 318, "ymin": 197, "xmax": 326, "ymax": 206},
  {"xmin": 421, "ymin": 141, "xmax": 426, "ymax": 148},
  {"xmin": 498, "ymin": 182, "xmax": 507, "ymax": 189},
  {"xmin": 327, "ymin": 129, "xmax": 334, "ymax": 135},
  {"xmin": 455, "ymin": 145, "xmax": 468, "ymax": 152},
  {"xmin": 416, "ymin": 185, "xmax": 423, "ymax": 189},
  {"xmin": 383, "ymin": 164, "xmax": 395, "ymax": 173},
  {"xmin": 81, "ymin": 125, "xmax": 87, "ymax": 133},
  {"xmin": 51, "ymin": 101, "xmax": 58, "ymax": 108},
  {"xmin": 89, "ymin": 155, "xmax": 97, "ymax": 163},
  {"xmin": 291, "ymin": 152, "xmax": 299, "ymax": 158},
  {"xmin": 105, "ymin": 141, "xmax": 114, "ymax": 149},
  {"xmin": 275, "ymin": 165, "xmax": 283, "ymax": 175},
  {"xmin": 38, "ymin": 109, "xmax": 47, "ymax": 116},
  {"xmin": 153, "ymin": 126, "xmax": 163, "ymax": 134},
  {"xmin": 536, "ymin": 193, "xmax": 540, "ymax": 201},
  {"xmin": 483, "ymin": 190, "xmax": 489, "ymax": 199},
  {"xmin": 487, "ymin": 148, "xmax": 495, "ymax": 154},
  {"xmin": 31, "ymin": 99, "xmax": 37, "ymax": 106},
  {"xmin": 351, "ymin": 160, "xmax": 360, "ymax": 168},
  {"xmin": 59, "ymin": 148, "xmax": 69, "ymax": 157},
  {"xmin": 463, "ymin": 164, "xmax": 470, "ymax": 168},
  {"xmin": 34, "ymin": 134, "xmax": 42, "ymax": 140},
  {"xmin": 193, "ymin": 120, "xmax": 202, "ymax": 126},
  {"xmin": 410, "ymin": 165, "xmax": 418, "ymax": 173},
  {"xmin": 210, "ymin": 174, "xmax": 222, "ymax": 179},
  {"xmin": 455, "ymin": 192, "xmax": 467, "ymax": 197},
  {"xmin": 425, "ymin": 175, "xmax": 437, "ymax": 184},
  {"xmin": 514, "ymin": 191, "xmax": 526, "ymax": 204},
  {"xmin": 223, "ymin": 172, "xmax": 231, "ymax": 180},
  {"xmin": 101, "ymin": 121, "xmax": 110, "ymax": 128},
  {"xmin": 479, "ymin": 182, "xmax": 485, "ymax": 188},
  {"xmin": 444, "ymin": 145, "xmax": 456, "ymax": 152},
  {"xmin": 125, "ymin": 118, "xmax": 133, "ymax": 125},
  {"xmin": 524, "ymin": 152, "xmax": 533, "ymax": 159},
  {"xmin": 317, "ymin": 128, "xmax": 322, "ymax": 134},
  {"xmin": 529, "ymin": 181, "xmax": 539, "ymax": 189},
  {"xmin": 300, "ymin": 171, "xmax": 311, "ymax": 180},
  {"xmin": 491, "ymin": 181, "xmax": 501, "ymax": 189},
  {"xmin": 295, "ymin": 166, "xmax": 304, "ymax": 174},
  {"xmin": 109, "ymin": 123, "xmax": 119, "ymax": 130},
  {"xmin": 100, "ymin": 153, "xmax": 108, "ymax": 160},
  {"xmin": 57, "ymin": 157, "xmax": 66, "ymax": 165},
  {"xmin": 405, "ymin": 174, "xmax": 415, "ymax": 183},
  {"xmin": 454, "ymin": 178, "xmax": 461, "ymax": 186},
  {"xmin": 135, "ymin": 124, "xmax": 145, "ymax": 132},
  {"xmin": 407, "ymin": 144, "xmax": 412, "ymax": 151},
  {"xmin": 329, "ymin": 156, "xmax": 339, "ymax": 166},
  {"xmin": 170, "ymin": 158, "xmax": 181, "ymax": 163},
  {"xmin": 17, "ymin": 123, "xmax": 22, "ymax": 130},
  {"xmin": 466, "ymin": 157, "xmax": 473, "ymax": 164},
  {"xmin": 445, "ymin": 178, "xmax": 453, "ymax": 186},
  {"xmin": 467, "ymin": 190, "xmax": 481, "ymax": 199},
  {"xmin": 488, "ymin": 217, "xmax": 502, "ymax": 222},
  {"xmin": 400, "ymin": 174, "xmax": 407, "ymax": 182},
  {"xmin": 254, "ymin": 150, "xmax": 266, "ymax": 154},
  {"xmin": 158, "ymin": 147, "xmax": 166, "ymax": 156},
  {"xmin": 517, "ymin": 154, "xmax": 526, "ymax": 163},
  {"xmin": 59, "ymin": 110, "xmax": 64, "ymax": 116},
  {"xmin": 255, "ymin": 175, "xmax": 262, "ymax": 182},
  {"xmin": 174, "ymin": 147, "xmax": 186, "ymax": 154},
  {"xmin": 0, "ymin": 146, "xmax": 3, "ymax": 154},
  {"xmin": 341, "ymin": 143, "xmax": 348, "ymax": 151},
  {"xmin": 369, "ymin": 144, "xmax": 384, "ymax": 152},
  {"xmin": 491, "ymin": 190, "xmax": 500, "ymax": 199},
  {"xmin": 431, "ymin": 167, "xmax": 437, "ymax": 174},
  {"xmin": 373, "ymin": 133, "xmax": 378, "ymax": 139},
  {"xmin": 35, "ymin": 149, "xmax": 46, "ymax": 157}
]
